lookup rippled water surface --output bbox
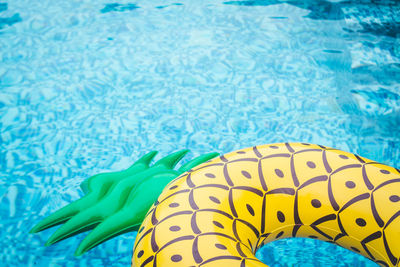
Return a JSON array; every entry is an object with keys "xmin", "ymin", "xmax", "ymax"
[{"xmin": 1, "ymin": 0, "xmax": 399, "ymax": 266}]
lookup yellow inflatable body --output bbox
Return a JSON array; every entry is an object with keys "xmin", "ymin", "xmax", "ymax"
[{"xmin": 132, "ymin": 143, "xmax": 400, "ymax": 267}]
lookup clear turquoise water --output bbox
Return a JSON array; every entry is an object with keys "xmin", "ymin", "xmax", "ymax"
[{"xmin": 1, "ymin": 0, "xmax": 399, "ymax": 266}]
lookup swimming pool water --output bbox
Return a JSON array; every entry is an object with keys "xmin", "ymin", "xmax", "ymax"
[{"xmin": 1, "ymin": 0, "xmax": 399, "ymax": 266}]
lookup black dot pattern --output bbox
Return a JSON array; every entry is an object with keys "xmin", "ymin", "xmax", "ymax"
[
  {"xmin": 356, "ymin": 218, "xmax": 367, "ymax": 227},
  {"xmin": 276, "ymin": 231, "xmax": 284, "ymax": 239},
  {"xmin": 345, "ymin": 181, "xmax": 356, "ymax": 189},
  {"xmin": 247, "ymin": 204, "xmax": 255, "ymax": 216},
  {"xmin": 275, "ymin": 169, "xmax": 284, "ymax": 178},
  {"xmin": 307, "ymin": 161, "xmax": 316, "ymax": 168},
  {"xmin": 205, "ymin": 173, "xmax": 216, "ymax": 178},
  {"xmin": 311, "ymin": 199, "xmax": 321, "ymax": 208},
  {"xmin": 137, "ymin": 250, "xmax": 144, "ymax": 258},
  {"xmin": 132, "ymin": 143, "xmax": 400, "ymax": 267},
  {"xmin": 169, "ymin": 226, "xmax": 181, "ymax": 232},
  {"xmin": 169, "ymin": 202, "xmax": 179, "ymax": 208},
  {"xmin": 277, "ymin": 211, "xmax": 285, "ymax": 222},
  {"xmin": 215, "ymin": 243, "xmax": 227, "ymax": 250},
  {"xmin": 209, "ymin": 196, "xmax": 220, "ymax": 204},
  {"xmin": 171, "ymin": 255, "xmax": 182, "ymax": 262},
  {"xmin": 213, "ymin": 221, "xmax": 224, "ymax": 229},
  {"xmin": 242, "ymin": 170, "xmax": 251, "ymax": 179}
]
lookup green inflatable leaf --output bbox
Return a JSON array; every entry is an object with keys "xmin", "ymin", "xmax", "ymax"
[{"xmin": 30, "ymin": 150, "xmax": 219, "ymax": 256}]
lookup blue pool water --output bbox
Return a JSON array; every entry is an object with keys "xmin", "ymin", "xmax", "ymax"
[{"xmin": 1, "ymin": 0, "xmax": 399, "ymax": 266}]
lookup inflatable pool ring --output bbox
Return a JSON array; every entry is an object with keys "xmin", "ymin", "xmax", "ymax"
[
  {"xmin": 31, "ymin": 143, "xmax": 400, "ymax": 266},
  {"xmin": 132, "ymin": 143, "xmax": 400, "ymax": 267}
]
